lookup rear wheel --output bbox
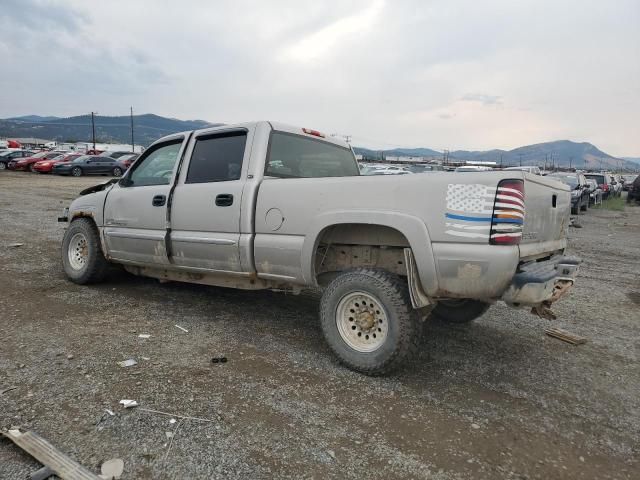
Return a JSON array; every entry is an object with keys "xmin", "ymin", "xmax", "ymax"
[
  {"xmin": 430, "ymin": 299, "xmax": 491, "ymax": 324},
  {"xmin": 71, "ymin": 166, "xmax": 83, "ymax": 177},
  {"xmin": 0, "ymin": 162, "xmax": 6, "ymax": 170},
  {"xmin": 28, "ymin": 163, "xmax": 35, "ymax": 172},
  {"xmin": 112, "ymin": 166, "xmax": 123, "ymax": 177},
  {"xmin": 61, "ymin": 218, "xmax": 109, "ymax": 284},
  {"xmin": 320, "ymin": 269, "xmax": 421, "ymax": 375}
]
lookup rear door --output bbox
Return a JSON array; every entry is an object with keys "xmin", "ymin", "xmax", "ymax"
[
  {"xmin": 169, "ymin": 127, "xmax": 252, "ymax": 272},
  {"xmin": 103, "ymin": 138, "xmax": 186, "ymax": 265}
]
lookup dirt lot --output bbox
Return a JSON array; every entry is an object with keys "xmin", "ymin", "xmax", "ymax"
[{"xmin": 0, "ymin": 171, "xmax": 638, "ymax": 479}]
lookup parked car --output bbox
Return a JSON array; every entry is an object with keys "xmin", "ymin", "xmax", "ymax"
[
  {"xmin": 622, "ymin": 174, "xmax": 638, "ymax": 191},
  {"xmin": 370, "ymin": 166, "xmax": 412, "ymax": 175},
  {"xmin": 504, "ymin": 166, "xmax": 542, "ymax": 175},
  {"xmin": 585, "ymin": 178, "xmax": 602, "ymax": 206},
  {"xmin": 52, "ymin": 155, "xmax": 127, "ymax": 177},
  {"xmin": 99, "ymin": 151, "xmax": 135, "ymax": 159},
  {"xmin": 0, "ymin": 149, "xmax": 36, "ymax": 170},
  {"xmin": 406, "ymin": 164, "xmax": 444, "ymax": 174},
  {"xmin": 117, "ymin": 153, "xmax": 139, "ymax": 169},
  {"xmin": 33, "ymin": 153, "xmax": 84, "ymax": 173},
  {"xmin": 626, "ymin": 175, "xmax": 640, "ymax": 204},
  {"xmin": 584, "ymin": 173, "xmax": 612, "ymax": 200},
  {"xmin": 609, "ymin": 174, "xmax": 623, "ymax": 197},
  {"xmin": 59, "ymin": 121, "xmax": 579, "ymax": 375},
  {"xmin": 455, "ymin": 166, "xmax": 493, "ymax": 172},
  {"xmin": 548, "ymin": 172, "xmax": 590, "ymax": 214},
  {"xmin": 12, "ymin": 151, "xmax": 66, "ymax": 172}
]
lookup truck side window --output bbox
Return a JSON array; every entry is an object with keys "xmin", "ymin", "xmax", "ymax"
[
  {"xmin": 185, "ymin": 131, "xmax": 247, "ymax": 184},
  {"xmin": 265, "ymin": 132, "xmax": 359, "ymax": 178},
  {"xmin": 128, "ymin": 141, "xmax": 182, "ymax": 187}
]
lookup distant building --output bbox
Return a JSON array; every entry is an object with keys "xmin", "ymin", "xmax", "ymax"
[{"xmin": 10, "ymin": 137, "xmax": 56, "ymax": 149}]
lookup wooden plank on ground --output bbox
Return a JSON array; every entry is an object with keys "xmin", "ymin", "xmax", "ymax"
[
  {"xmin": 544, "ymin": 327, "xmax": 587, "ymax": 345},
  {"xmin": 3, "ymin": 429, "xmax": 100, "ymax": 480}
]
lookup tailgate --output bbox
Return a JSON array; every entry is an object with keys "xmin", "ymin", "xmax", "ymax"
[{"xmin": 519, "ymin": 173, "xmax": 571, "ymax": 260}]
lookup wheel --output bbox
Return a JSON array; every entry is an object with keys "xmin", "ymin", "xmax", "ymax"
[
  {"xmin": 429, "ymin": 299, "xmax": 491, "ymax": 324},
  {"xmin": 28, "ymin": 163, "xmax": 35, "ymax": 172},
  {"xmin": 71, "ymin": 166, "xmax": 83, "ymax": 177},
  {"xmin": 574, "ymin": 199, "xmax": 582, "ymax": 215},
  {"xmin": 319, "ymin": 269, "xmax": 421, "ymax": 375},
  {"xmin": 61, "ymin": 218, "xmax": 109, "ymax": 284},
  {"xmin": 0, "ymin": 162, "xmax": 6, "ymax": 170},
  {"xmin": 112, "ymin": 167, "xmax": 123, "ymax": 177}
]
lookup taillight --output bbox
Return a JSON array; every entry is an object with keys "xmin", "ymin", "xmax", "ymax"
[
  {"xmin": 490, "ymin": 179, "xmax": 525, "ymax": 245},
  {"xmin": 600, "ymin": 184, "xmax": 609, "ymax": 192}
]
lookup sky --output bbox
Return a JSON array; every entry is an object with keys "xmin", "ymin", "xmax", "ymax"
[{"xmin": 0, "ymin": 0, "xmax": 638, "ymax": 155}]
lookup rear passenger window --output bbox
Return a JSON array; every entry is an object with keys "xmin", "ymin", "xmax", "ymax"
[
  {"xmin": 186, "ymin": 131, "xmax": 247, "ymax": 184},
  {"xmin": 265, "ymin": 132, "xmax": 359, "ymax": 178}
]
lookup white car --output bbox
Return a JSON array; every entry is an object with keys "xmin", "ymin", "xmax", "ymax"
[{"xmin": 505, "ymin": 166, "xmax": 541, "ymax": 175}]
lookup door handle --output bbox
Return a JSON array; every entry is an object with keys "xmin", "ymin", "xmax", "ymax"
[
  {"xmin": 215, "ymin": 194, "xmax": 234, "ymax": 207},
  {"xmin": 152, "ymin": 195, "xmax": 167, "ymax": 207}
]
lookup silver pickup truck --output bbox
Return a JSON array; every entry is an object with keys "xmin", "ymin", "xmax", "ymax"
[{"xmin": 60, "ymin": 121, "xmax": 579, "ymax": 375}]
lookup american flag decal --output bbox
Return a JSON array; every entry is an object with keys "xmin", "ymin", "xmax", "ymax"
[{"xmin": 445, "ymin": 183, "xmax": 525, "ymax": 241}]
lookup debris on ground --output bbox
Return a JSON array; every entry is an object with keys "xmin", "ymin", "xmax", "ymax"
[
  {"xmin": 137, "ymin": 407, "xmax": 216, "ymax": 423},
  {"xmin": 116, "ymin": 359, "xmax": 137, "ymax": 368},
  {"xmin": 3, "ymin": 428, "xmax": 101, "ymax": 480},
  {"xmin": 1, "ymin": 386, "xmax": 18, "ymax": 395},
  {"xmin": 211, "ymin": 356, "xmax": 228, "ymax": 364},
  {"xmin": 100, "ymin": 458, "xmax": 124, "ymax": 480},
  {"xmin": 137, "ymin": 334, "xmax": 151, "ymax": 339},
  {"xmin": 30, "ymin": 466, "xmax": 55, "ymax": 480},
  {"xmin": 67, "ymin": 354, "xmax": 74, "ymax": 360},
  {"xmin": 174, "ymin": 325, "xmax": 189, "ymax": 333},
  {"xmin": 119, "ymin": 399, "xmax": 139, "ymax": 409},
  {"xmin": 7, "ymin": 243, "xmax": 24, "ymax": 248},
  {"xmin": 544, "ymin": 327, "xmax": 588, "ymax": 345}
]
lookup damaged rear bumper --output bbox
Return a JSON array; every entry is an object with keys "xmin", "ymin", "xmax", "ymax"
[{"xmin": 501, "ymin": 255, "xmax": 581, "ymax": 310}]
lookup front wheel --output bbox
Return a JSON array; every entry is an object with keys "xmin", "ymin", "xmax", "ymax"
[
  {"xmin": 112, "ymin": 167, "xmax": 123, "ymax": 177},
  {"xmin": 61, "ymin": 218, "xmax": 109, "ymax": 284},
  {"xmin": 71, "ymin": 167, "xmax": 82, "ymax": 177},
  {"xmin": 0, "ymin": 162, "xmax": 6, "ymax": 170},
  {"xmin": 430, "ymin": 299, "xmax": 491, "ymax": 324},
  {"xmin": 320, "ymin": 269, "xmax": 421, "ymax": 375}
]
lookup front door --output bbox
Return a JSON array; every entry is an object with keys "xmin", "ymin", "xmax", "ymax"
[
  {"xmin": 103, "ymin": 138, "xmax": 185, "ymax": 265},
  {"xmin": 169, "ymin": 129, "xmax": 251, "ymax": 272}
]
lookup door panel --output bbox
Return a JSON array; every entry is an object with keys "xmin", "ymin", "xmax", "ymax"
[
  {"xmin": 103, "ymin": 183, "xmax": 170, "ymax": 264},
  {"xmin": 102, "ymin": 138, "xmax": 185, "ymax": 265},
  {"xmin": 169, "ymin": 129, "xmax": 251, "ymax": 272}
]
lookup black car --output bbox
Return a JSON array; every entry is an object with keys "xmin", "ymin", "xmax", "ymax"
[
  {"xmin": 0, "ymin": 150, "xmax": 36, "ymax": 170},
  {"xmin": 548, "ymin": 172, "xmax": 590, "ymax": 214},
  {"xmin": 52, "ymin": 155, "xmax": 127, "ymax": 177}
]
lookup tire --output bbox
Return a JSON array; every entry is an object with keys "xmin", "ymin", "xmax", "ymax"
[
  {"xmin": 319, "ymin": 269, "xmax": 421, "ymax": 375},
  {"xmin": 0, "ymin": 162, "xmax": 6, "ymax": 170},
  {"xmin": 112, "ymin": 167, "xmax": 123, "ymax": 177},
  {"xmin": 430, "ymin": 299, "xmax": 491, "ymax": 324},
  {"xmin": 71, "ymin": 166, "xmax": 83, "ymax": 177},
  {"xmin": 28, "ymin": 163, "xmax": 35, "ymax": 172},
  {"xmin": 581, "ymin": 196, "xmax": 588, "ymax": 211},
  {"xmin": 61, "ymin": 218, "xmax": 109, "ymax": 284}
]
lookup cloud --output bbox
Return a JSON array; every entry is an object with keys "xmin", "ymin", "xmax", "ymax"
[
  {"xmin": 461, "ymin": 93, "xmax": 503, "ymax": 106},
  {"xmin": 0, "ymin": 0, "xmax": 638, "ymax": 155}
]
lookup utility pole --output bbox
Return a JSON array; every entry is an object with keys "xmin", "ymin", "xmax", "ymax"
[
  {"xmin": 499, "ymin": 153, "xmax": 503, "ymax": 168},
  {"xmin": 130, "ymin": 107, "xmax": 135, "ymax": 152},
  {"xmin": 519, "ymin": 153, "xmax": 523, "ymax": 166},
  {"xmin": 90, "ymin": 112, "xmax": 97, "ymax": 151},
  {"xmin": 569, "ymin": 156, "xmax": 573, "ymax": 169}
]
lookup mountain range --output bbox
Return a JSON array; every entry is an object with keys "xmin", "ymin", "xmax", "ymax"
[
  {"xmin": 0, "ymin": 114, "xmax": 636, "ymax": 170},
  {"xmin": 0, "ymin": 114, "xmax": 219, "ymax": 146}
]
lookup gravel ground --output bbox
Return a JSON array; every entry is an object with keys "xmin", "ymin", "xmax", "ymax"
[{"xmin": 0, "ymin": 171, "xmax": 638, "ymax": 479}]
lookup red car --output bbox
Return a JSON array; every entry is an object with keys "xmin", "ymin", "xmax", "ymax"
[
  {"xmin": 33, "ymin": 153, "xmax": 83, "ymax": 173},
  {"xmin": 11, "ymin": 151, "xmax": 66, "ymax": 172}
]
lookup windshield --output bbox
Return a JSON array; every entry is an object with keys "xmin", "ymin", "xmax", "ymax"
[{"xmin": 585, "ymin": 174, "xmax": 605, "ymax": 185}]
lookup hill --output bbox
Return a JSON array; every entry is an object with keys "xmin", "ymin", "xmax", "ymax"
[
  {"xmin": 0, "ymin": 114, "xmax": 220, "ymax": 145},
  {"xmin": 357, "ymin": 140, "xmax": 636, "ymax": 170}
]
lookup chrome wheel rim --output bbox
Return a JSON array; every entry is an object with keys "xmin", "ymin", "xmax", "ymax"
[
  {"xmin": 113, "ymin": 168, "xmax": 122, "ymax": 177},
  {"xmin": 72, "ymin": 168, "xmax": 81, "ymax": 177},
  {"xmin": 68, "ymin": 233, "xmax": 88, "ymax": 270},
  {"xmin": 336, "ymin": 291, "xmax": 388, "ymax": 352},
  {"xmin": 0, "ymin": 162, "xmax": 5, "ymax": 170}
]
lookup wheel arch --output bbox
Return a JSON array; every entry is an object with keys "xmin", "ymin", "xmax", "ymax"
[{"xmin": 301, "ymin": 211, "xmax": 438, "ymax": 295}]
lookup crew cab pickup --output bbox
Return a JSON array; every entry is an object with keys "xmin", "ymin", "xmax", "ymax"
[{"xmin": 60, "ymin": 121, "xmax": 579, "ymax": 375}]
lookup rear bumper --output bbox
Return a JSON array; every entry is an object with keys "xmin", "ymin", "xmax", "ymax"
[{"xmin": 501, "ymin": 255, "xmax": 580, "ymax": 306}]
